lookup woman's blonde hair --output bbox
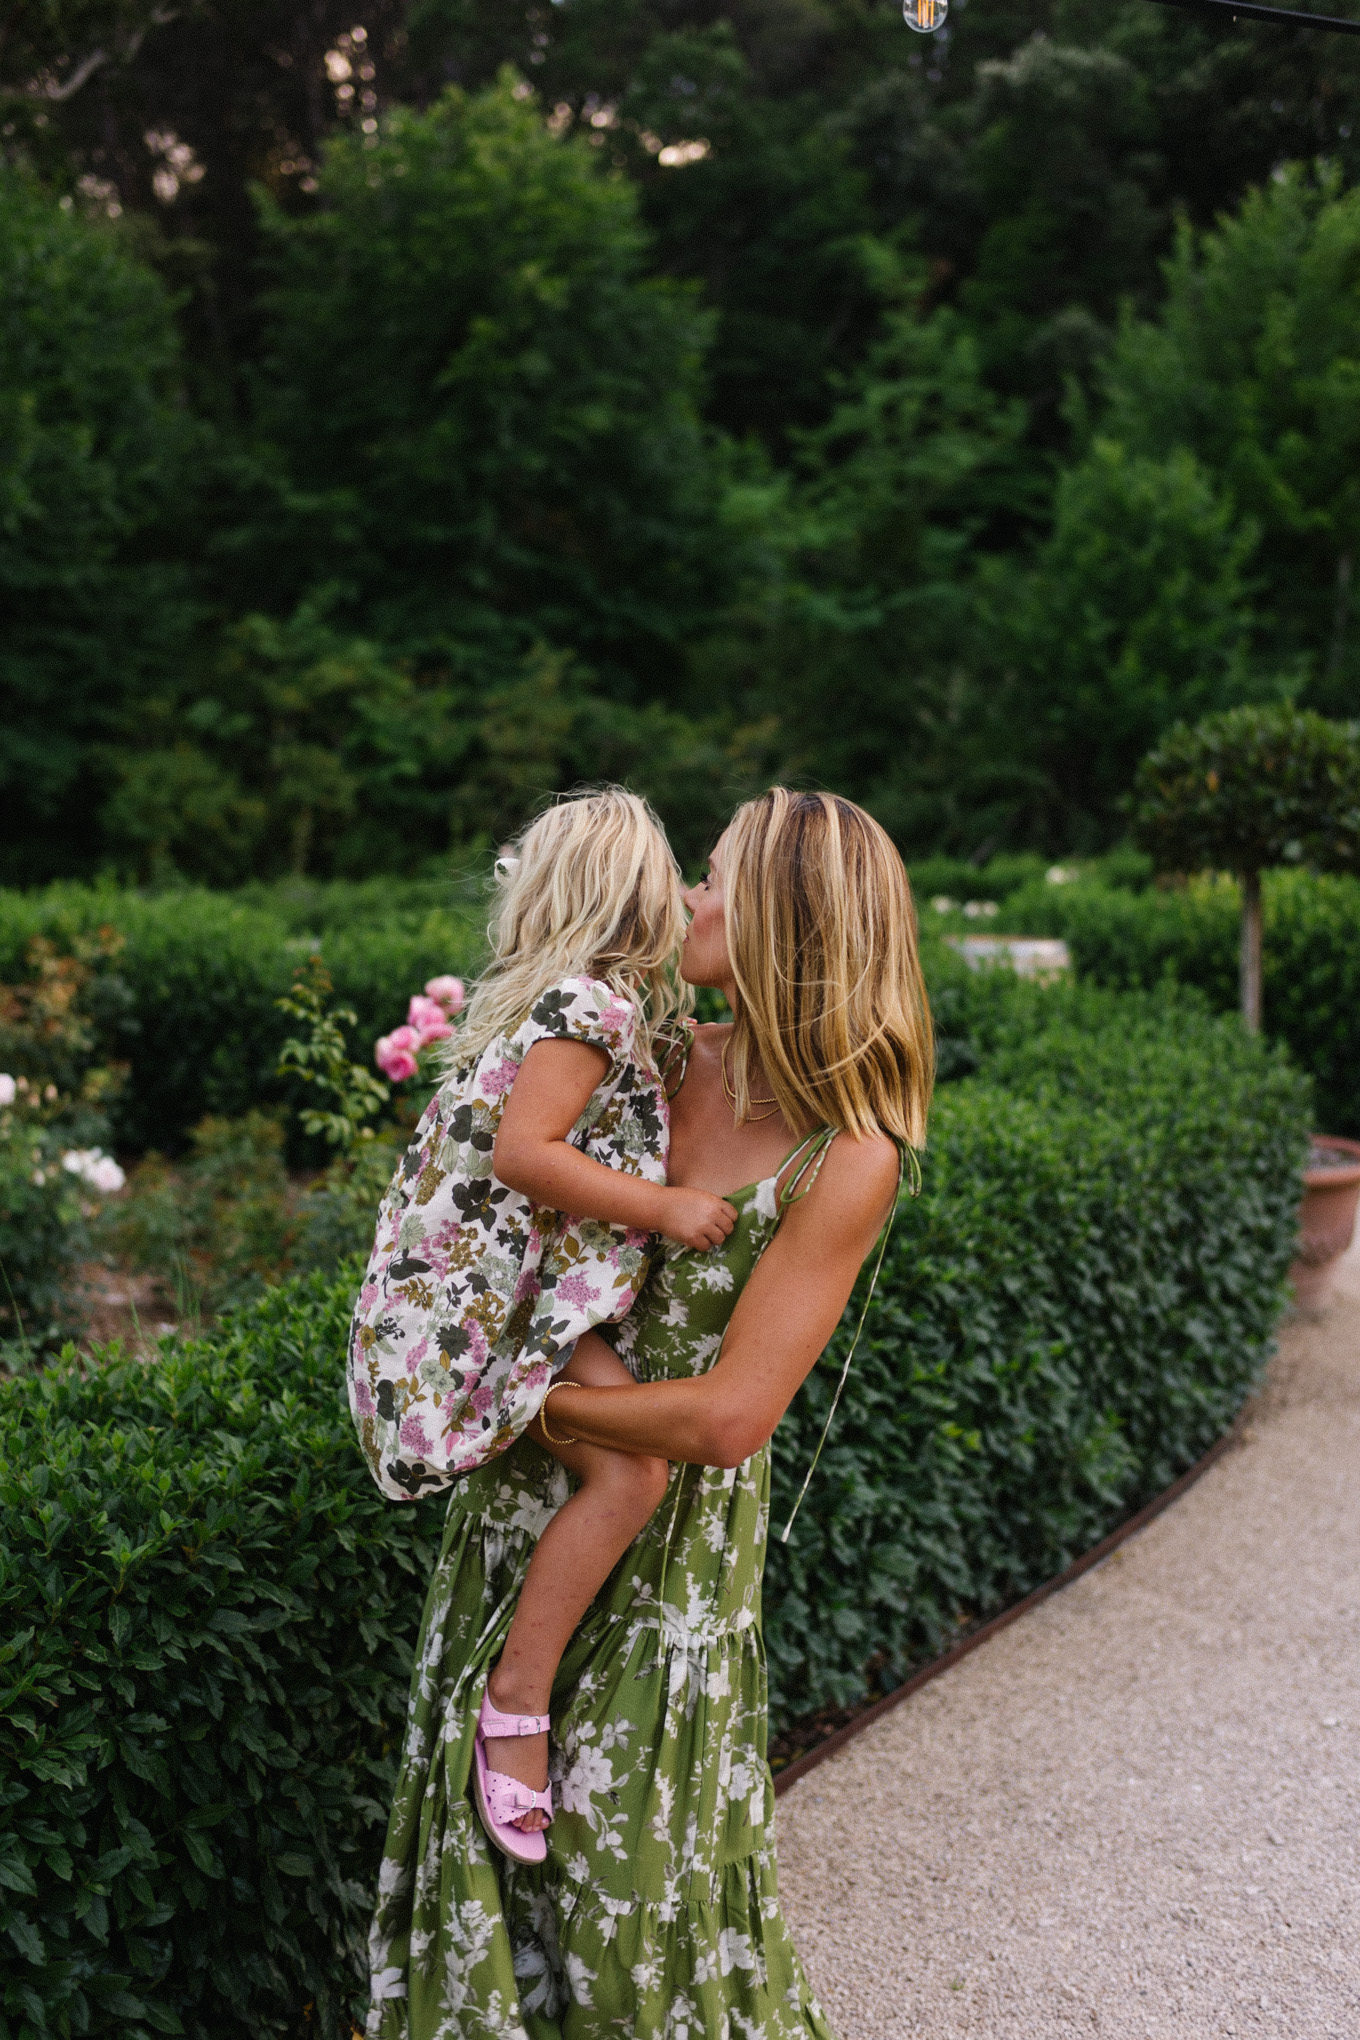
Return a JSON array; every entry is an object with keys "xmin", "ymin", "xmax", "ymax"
[
  {"xmin": 721, "ymin": 788, "xmax": 933, "ymax": 1146},
  {"xmin": 447, "ymin": 787, "xmax": 692, "ymax": 1071}
]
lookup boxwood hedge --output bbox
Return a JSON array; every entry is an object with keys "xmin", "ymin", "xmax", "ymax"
[
  {"xmin": 993, "ymin": 866, "xmax": 1360, "ymax": 1135},
  {"xmin": 3, "ymin": 862, "xmax": 1350, "ymax": 1153},
  {"xmin": 0, "ymin": 1276, "xmax": 445, "ymax": 2040},
  {"xmin": 766, "ymin": 986, "xmax": 1308, "ymax": 1721},
  {"xmin": 0, "ymin": 986, "xmax": 1309, "ymax": 2040},
  {"xmin": 0, "ymin": 883, "xmax": 484, "ymax": 1155}
]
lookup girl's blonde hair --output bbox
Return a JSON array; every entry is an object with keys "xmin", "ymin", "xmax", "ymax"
[
  {"xmin": 722, "ymin": 788, "xmax": 933, "ymax": 1146},
  {"xmin": 448, "ymin": 787, "xmax": 692, "ymax": 1071}
]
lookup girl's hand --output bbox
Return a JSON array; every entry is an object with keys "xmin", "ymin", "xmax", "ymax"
[{"xmin": 655, "ymin": 1186, "xmax": 739, "ymax": 1251}]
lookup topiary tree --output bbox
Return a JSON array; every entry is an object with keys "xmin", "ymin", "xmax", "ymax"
[{"xmin": 1131, "ymin": 704, "xmax": 1360, "ymax": 1033}]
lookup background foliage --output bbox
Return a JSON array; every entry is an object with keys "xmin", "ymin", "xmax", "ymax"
[
  {"xmin": 766, "ymin": 979, "xmax": 1308, "ymax": 1720},
  {"xmin": 8, "ymin": 1, "xmax": 1360, "ymax": 877},
  {"xmin": 0, "ymin": 1274, "xmax": 445, "ymax": 2040},
  {"xmin": 989, "ymin": 863, "xmax": 1360, "ymax": 1134},
  {"xmin": 0, "ymin": 880, "xmax": 483, "ymax": 1154},
  {"xmin": 0, "ymin": 977, "xmax": 1309, "ymax": 2038}
]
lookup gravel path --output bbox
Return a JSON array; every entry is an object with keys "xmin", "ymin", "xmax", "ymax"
[{"xmin": 777, "ymin": 1240, "xmax": 1360, "ymax": 2039}]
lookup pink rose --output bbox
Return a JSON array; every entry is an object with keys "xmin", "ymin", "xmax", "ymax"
[
  {"xmin": 425, "ymin": 975, "xmax": 465, "ymax": 1015},
  {"xmin": 375, "ymin": 1025, "xmax": 421, "ymax": 1082},
  {"xmin": 407, "ymin": 994, "xmax": 454, "ymax": 1047}
]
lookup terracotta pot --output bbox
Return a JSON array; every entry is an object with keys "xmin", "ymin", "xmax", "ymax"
[{"xmin": 1291, "ymin": 1134, "xmax": 1360, "ymax": 1310}]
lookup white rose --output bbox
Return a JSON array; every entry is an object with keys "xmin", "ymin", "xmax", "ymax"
[
  {"xmin": 62, "ymin": 1148, "xmax": 126, "ymax": 1194},
  {"xmin": 0, "ymin": 1073, "xmax": 15, "ymax": 1107}
]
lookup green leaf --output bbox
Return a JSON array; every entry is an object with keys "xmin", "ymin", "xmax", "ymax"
[
  {"xmin": 142, "ymin": 2004, "xmax": 186, "ymax": 2034},
  {"xmin": 180, "ymin": 1829, "xmax": 220, "ymax": 1877},
  {"xmin": 5, "ymin": 1913, "xmax": 45, "ymax": 1963}
]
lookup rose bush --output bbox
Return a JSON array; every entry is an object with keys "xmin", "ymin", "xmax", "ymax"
[
  {"xmin": 0, "ymin": 932, "xmax": 131, "ymax": 1357},
  {"xmin": 374, "ymin": 976, "xmax": 463, "ymax": 1082},
  {"xmin": 0, "ymin": 1076, "xmax": 122, "ymax": 1359}
]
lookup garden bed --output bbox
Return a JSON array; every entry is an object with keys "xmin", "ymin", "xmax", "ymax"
[{"xmin": 0, "ymin": 976, "xmax": 1308, "ymax": 2040}]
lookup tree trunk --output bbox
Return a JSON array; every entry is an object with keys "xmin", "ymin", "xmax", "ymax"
[
  {"xmin": 1330, "ymin": 550, "xmax": 1354, "ymax": 680},
  {"xmin": 1240, "ymin": 869, "xmax": 1263, "ymax": 1034}
]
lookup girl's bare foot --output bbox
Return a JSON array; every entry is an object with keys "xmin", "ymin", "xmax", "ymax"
[{"xmin": 483, "ymin": 1662, "xmax": 550, "ymax": 1832}]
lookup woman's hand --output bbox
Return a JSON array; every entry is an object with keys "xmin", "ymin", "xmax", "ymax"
[{"xmin": 544, "ymin": 1132, "xmax": 900, "ymax": 1467}]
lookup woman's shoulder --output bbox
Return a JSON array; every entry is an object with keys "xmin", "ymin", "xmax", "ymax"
[
  {"xmin": 827, "ymin": 1126, "xmax": 901, "ymax": 1182},
  {"xmin": 794, "ymin": 1128, "xmax": 901, "ymax": 1232}
]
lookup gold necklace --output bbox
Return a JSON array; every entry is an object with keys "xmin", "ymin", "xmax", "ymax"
[{"xmin": 721, "ymin": 1038, "xmax": 780, "ymax": 1122}]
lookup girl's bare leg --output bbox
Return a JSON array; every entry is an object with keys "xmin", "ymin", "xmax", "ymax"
[{"xmin": 482, "ymin": 1332, "xmax": 669, "ymax": 1829}]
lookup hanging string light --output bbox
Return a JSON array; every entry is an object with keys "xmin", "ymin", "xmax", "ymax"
[
  {"xmin": 1149, "ymin": 0, "xmax": 1360, "ymax": 28},
  {"xmin": 904, "ymin": 0, "xmax": 1360, "ymax": 30}
]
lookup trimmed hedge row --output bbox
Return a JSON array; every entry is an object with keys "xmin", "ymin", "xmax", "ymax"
[
  {"xmin": 766, "ymin": 985, "xmax": 1307, "ymax": 1720},
  {"xmin": 0, "ymin": 1276, "xmax": 446, "ymax": 2040},
  {"xmin": 0, "ymin": 881, "xmax": 977, "ymax": 1157},
  {"xmin": 993, "ymin": 867, "xmax": 1360, "ymax": 1134},
  {"xmin": 1, "ymin": 984, "xmax": 1309, "ymax": 2039},
  {"xmin": 0, "ymin": 883, "xmax": 484, "ymax": 1154},
  {"xmin": 4, "ymin": 860, "xmax": 1349, "ymax": 1153}
]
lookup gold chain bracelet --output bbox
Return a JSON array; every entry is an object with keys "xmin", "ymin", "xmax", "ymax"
[{"xmin": 539, "ymin": 1379, "xmax": 601, "ymax": 1447}]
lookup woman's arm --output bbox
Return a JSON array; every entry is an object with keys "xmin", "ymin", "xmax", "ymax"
[{"xmin": 543, "ymin": 1133, "xmax": 901, "ymax": 1468}]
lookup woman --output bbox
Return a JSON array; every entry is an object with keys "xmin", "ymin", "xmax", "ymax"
[{"xmin": 366, "ymin": 788, "xmax": 933, "ymax": 2040}]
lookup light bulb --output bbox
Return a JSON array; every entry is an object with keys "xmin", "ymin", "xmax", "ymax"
[{"xmin": 903, "ymin": 0, "xmax": 947, "ymax": 29}]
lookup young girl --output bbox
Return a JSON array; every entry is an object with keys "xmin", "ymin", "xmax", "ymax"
[{"xmin": 348, "ymin": 789, "xmax": 735, "ymax": 1864}]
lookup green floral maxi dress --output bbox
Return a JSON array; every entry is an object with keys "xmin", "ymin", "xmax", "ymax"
[{"xmin": 365, "ymin": 1136, "xmax": 839, "ymax": 2040}]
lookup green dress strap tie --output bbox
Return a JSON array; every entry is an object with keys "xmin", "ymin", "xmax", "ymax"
[
  {"xmin": 778, "ymin": 1138, "xmax": 913, "ymax": 1544},
  {"xmin": 777, "ymin": 1124, "xmax": 839, "ymax": 1208}
]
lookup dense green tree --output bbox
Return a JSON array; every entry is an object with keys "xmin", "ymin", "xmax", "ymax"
[
  {"xmin": 247, "ymin": 74, "xmax": 726, "ymax": 694},
  {"xmin": 0, "ymin": 169, "xmax": 201, "ymax": 884},
  {"xmin": 732, "ymin": 302, "xmax": 1037, "ymax": 854},
  {"xmin": 443, "ymin": 643, "xmax": 769, "ymax": 864},
  {"xmin": 11, "ymin": 0, "xmax": 1360, "ymax": 883},
  {"xmin": 614, "ymin": 27, "xmax": 904, "ymax": 445},
  {"xmin": 0, "ymin": 0, "xmax": 412, "ymax": 385},
  {"xmin": 953, "ymin": 38, "xmax": 1162, "ymax": 424},
  {"xmin": 1095, "ymin": 168, "xmax": 1360, "ymax": 716},
  {"xmin": 98, "ymin": 603, "xmax": 471, "ymax": 883},
  {"xmin": 15, "ymin": 0, "xmax": 1360, "ymax": 445},
  {"xmin": 1001, "ymin": 439, "xmax": 1266, "ymax": 847}
]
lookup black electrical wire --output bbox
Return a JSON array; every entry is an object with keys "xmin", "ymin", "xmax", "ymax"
[{"xmin": 1145, "ymin": 0, "xmax": 1360, "ymax": 35}]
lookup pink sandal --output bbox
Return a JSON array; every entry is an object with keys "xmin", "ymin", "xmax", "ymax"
[{"xmin": 471, "ymin": 1688, "xmax": 553, "ymax": 1864}]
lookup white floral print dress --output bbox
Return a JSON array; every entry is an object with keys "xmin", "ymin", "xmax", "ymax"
[{"xmin": 348, "ymin": 978, "xmax": 673, "ymax": 1501}]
